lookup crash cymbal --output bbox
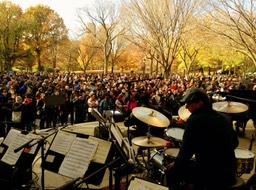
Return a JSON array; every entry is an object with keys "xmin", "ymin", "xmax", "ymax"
[
  {"xmin": 132, "ymin": 107, "xmax": 170, "ymax": 127},
  {"xmin": 178, "ymin": 105, "xmax": 191, "ymax": 122},
  {"xmin": 212, "ymin": 101, "xmax": 248, "ymax": 114},
  {"xmin": 132, "ymin": 136, "xmax": 167, "ymax": 148}
]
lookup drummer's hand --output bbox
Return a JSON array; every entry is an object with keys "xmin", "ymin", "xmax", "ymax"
[{"xmin": 165, "ymin": 161, "xmax": 175, "ymax": 171}]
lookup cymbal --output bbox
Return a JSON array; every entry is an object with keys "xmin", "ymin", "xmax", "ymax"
[
  {"xmin": 212, "ymin": 101, "xmax": 248, "ymax": 114},
  {"xmin": 178, "ymin": 105, "xmax": 191, "ymax": 122},
  {"xmin": 132, "ymin": 107, "xmax": 170, "ymax": 127},
  {"xmin": 132, "ymin": 136, "xmax": 166, "ymax": 148}
]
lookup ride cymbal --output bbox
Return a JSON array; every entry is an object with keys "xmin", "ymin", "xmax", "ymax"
[
  {"xmin": 178, "ymin": 105, "xmax": 191, "ymax": 122},
  {"xmin": 132, "ymin": 107, "xmax": 170, "ymax": 127},
  {"xmin": 132, "ymin": 136, "xmax": 167, "ymax": 148},
  {"xmin": 212, "ymin": 101, "xmax": 248, "ymax": 114}
]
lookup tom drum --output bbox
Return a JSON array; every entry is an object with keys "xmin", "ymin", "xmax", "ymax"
[
  {"xmin": 235, "ymin": 148, "xmax": 255, "ymax": 175},
  {"xmin": 165, "ymin": 128, "xmax": 184, "ymax": 147}
]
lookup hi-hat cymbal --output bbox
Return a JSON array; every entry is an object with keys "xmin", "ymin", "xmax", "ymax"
[
  {"xmin": 132, "ymin": 136, "xmax": 166, "ymax": 148},
  {"xmin": 212, "ymin": 101, "xmax": 248, "ymax": 114},
  {"xmin": 178, "ymin": 105, "xmax": 191, "ymax": 122},
  {"xmin": 132, "ymin": 107, "xmax": 170, "ymax": 127}
]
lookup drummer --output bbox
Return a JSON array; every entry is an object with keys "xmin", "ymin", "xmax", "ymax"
[{"xmin": 166, "ymin": 88, "xmax": 239, "ymax": 190}]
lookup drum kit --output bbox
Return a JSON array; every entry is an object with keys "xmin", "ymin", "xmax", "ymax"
[
  {"xmin": 131, "ymin": 107, "xmax": 170, "ymax": 177},
  {"xmin": 131, "ymin": 103, "xmax": 255, "ymax": 184},
  {"xmin": 130, "ymin": 107, "xmax": 187, "ymax": 182}
]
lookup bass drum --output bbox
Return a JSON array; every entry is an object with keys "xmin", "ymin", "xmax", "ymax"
[{"xmin": 150, "ymin": 150, "xmax": 166, "ymax": 185}]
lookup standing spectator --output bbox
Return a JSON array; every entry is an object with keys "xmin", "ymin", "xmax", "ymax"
[
  {"xmin": 98, "ymin": 93, "xmax": 114, "ymax": 115},
  {"xmin": 1, "ymin": 89, "xmax": 12, "ymax": 122},
  {"xmin": 12, "ymin": 96, "xmax": 25, "ymax": 130},
  {"xmin": 60, "ymin": 92, "xmax": 74, "ymax": 126},
  {"xmin": 87, "ymin": 91, "xmax": 99, "ymax": 121},
  {"xmin": 22, "ymin": 97, "xmax": 36, "ymax": 132},
  {"xmin": 115, "ymin": 93, "xmax": 127, "ymax": 114},
  {"xmin": 36, "ymin": 93, "xmax": 47, "ymax": 129},
  {"xmin": 73, "ymin": 91, "xmax": 86, "ymax": 124}
]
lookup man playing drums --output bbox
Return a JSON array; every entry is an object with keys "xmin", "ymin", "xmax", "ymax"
[{"xmin": 166, "ymin": 88, "xmax": 239, "ymax": 190}]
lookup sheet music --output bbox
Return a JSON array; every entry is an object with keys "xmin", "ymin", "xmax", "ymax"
[
  {"xmin": 89, "ymin": 136, "xmax": 111, "ymax": 164},
  {"xmin": 50, "ymin": 131, "xmax": 77, "ymax": 155},
  {"xmin": 128, "ymin": 177, "xmax": 168, "ymax": 190},
  {"xmin": 58, "ymin": 138, "xmax": 98, "ymax": 178},
  {"xmin": 1, "ymin": 133, "xmax": 37, "ymax": 165},
  {"xmin": 2, "ymin": 129, "xmax": 20, "ymax": 146}
]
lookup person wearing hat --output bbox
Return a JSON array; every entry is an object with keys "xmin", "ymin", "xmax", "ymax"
[{"xmin": 166, "ymin": 88, "xmax": 238, "ymax": 190}]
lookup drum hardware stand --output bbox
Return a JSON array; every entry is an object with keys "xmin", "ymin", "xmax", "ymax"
[{"xmin": 249, "ymin": 128, "xmax": 256, "ymax": 151}]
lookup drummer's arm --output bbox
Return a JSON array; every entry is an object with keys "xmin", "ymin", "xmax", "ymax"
[{"xmin": 166, "ymin": 161, "xmax": 175, "ymax": 170}]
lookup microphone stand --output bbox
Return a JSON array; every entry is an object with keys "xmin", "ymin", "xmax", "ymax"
[
  {"xmin": 14, "ymin": 130, "xmax": 58, "ymax": 190},
  {"xmin": 249, "ymin": 129, "xmax": 256, "ymax": 151}
]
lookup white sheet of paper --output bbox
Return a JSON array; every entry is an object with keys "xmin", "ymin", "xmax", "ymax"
[
  {"xmin": 89, "ymin": 136, "xmax": 111, "ymax": 164},
  {"xmin": 58, "ymin": 138, "xmax": 98, "ymax": 178},
  {"xmin": 1, "ymin": 133, "xmax": 36, "ymax": 165},
  {"xmin": 50, "ymin": 131, "xmax": 76, "ymax": 155}
]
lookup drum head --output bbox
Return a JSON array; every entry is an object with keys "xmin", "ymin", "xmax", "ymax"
[
  {"xmin": 166, "ymin": 128, "xmax": 184, "ymax": 141},
  {"xmin": 164, "ymin": 148, "xmax": 180, "ymax": 157},
  {"xmin": 235, "ymin": 148, "xmax": 255, "ymax": 159},
  {"xmin": 164, "ymin": 148, "xmax": 196, "ymax": 160}
]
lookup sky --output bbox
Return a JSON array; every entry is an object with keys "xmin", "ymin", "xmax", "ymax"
[{"xmin": 9, "ymin": 0, "xmax": 95, "ymax": 37}]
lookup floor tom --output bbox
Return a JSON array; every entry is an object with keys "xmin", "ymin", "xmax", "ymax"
[{"xmin": 235, "ymin": 148, "xmax": 255, "ymax": 174}]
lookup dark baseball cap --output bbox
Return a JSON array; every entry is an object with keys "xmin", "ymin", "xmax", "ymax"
[{"xmin": 180, "ymin": 88, "xmax": 209, "ymax": 104}]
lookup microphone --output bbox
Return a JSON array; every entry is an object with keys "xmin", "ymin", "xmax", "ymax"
[{"xmin": 14, "ymin": 139, "xmax": 34, "ymax": 153}]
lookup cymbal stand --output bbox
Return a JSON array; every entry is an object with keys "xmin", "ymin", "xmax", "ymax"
[
  {"xmin": 142, "ymin": 125, "xmax": 153, "ymax": 179},
  {"xmin": 249, "ymin": 127, "xmax": 256, "ymax": 151}
]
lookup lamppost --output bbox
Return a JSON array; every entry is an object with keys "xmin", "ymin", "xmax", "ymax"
[{"xmin": 241, "ymin": 62, "xmax": 245, "ymax": 77}]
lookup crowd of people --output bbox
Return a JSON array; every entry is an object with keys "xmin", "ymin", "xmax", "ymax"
[{"xmin": 0, "ymin": 71, "xmax": 255, "ymax": 136}]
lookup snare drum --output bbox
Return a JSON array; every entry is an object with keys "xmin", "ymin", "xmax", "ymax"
[
  {"xmin": 164, "ymin": 148, "xmax": 196, "ymax": 165},
  {"xmin": 163, "ymin": 148, "xmax": 180, "ymax": 165},
  {"xmin": 165, "ymin": 128, "xmax": 184, "ymax": 147},
  {"xmin": 235, "ymin": 148, "xmax": 255, "ymax": 174}
]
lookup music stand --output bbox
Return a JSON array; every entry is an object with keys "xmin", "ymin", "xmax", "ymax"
[
  {"xmin": 43, "ymin": 130, "xmax": 113, "ymax": 189},
  {"xmin": 91, "ymin": 108, "xmax": 109, "ymax": 139},
  {"xmin": 91, "ymin": 108, "xmax": 107, "ymax": 126},
  {"xmin": 128, "ymin": 175, "xmax": 168, "ymax": 190},
  {"xmin": 0, "ymin": 128, "xmax": 41, "ymax": 189}
]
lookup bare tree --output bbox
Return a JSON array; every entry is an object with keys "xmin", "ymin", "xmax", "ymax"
[
  {"xmin": 179, "ymin": 39, "xmax": 200, "ymax": 75},
  {"xmin": 122, "ymin": 0, "xmax": 202, "ymax": 78},
  {"xmin": 77, "ymin": 0, "xmax": 125, "ymax": 75},
  {"xmin": 204, "ymin": 0, "xmax": 256, "ymax": 67}
]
